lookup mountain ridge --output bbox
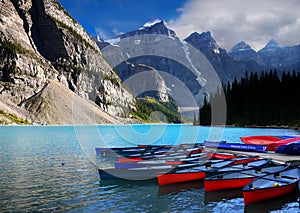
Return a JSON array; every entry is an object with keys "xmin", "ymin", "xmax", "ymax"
[
  {"xmin": 97, "ymin": 20, "xmax": 300, "ymax": 90},
  {"xmin": 94, "ymin": 19, "xmax": 299, "ymax": 117},
  {"xmin": 1, "ymin": 4, "xmax": 299, "ymax": 125},
  {"xmin": 98, "ymin": 20, "xmax": 300, "ymax": 82}
]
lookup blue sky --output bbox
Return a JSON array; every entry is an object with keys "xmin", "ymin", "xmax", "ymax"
[
  {"xmin": 58, "ymin": 0, "xmax": 300, "ymax": 51},
  {"xmin": 58, "ymin": 0, "xmax": 187, "ymax": 40}
]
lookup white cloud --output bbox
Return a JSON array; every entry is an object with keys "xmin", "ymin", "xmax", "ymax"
[
  {"xmin": 169, "ymin": 0, "xmax": 300, "ymax": 51},
  {"xmin": 95, "ymin": 27, "xmax": 111, "ymax": 40}
]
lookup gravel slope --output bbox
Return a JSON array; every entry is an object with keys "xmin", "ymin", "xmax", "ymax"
[{"xmin": 23, "ymin": 80, "xmax": 122, "ymax": 125}]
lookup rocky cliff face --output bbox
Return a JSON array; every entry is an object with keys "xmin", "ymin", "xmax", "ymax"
[
  {"xmin": 0, "ymin": 0, "xmax": 135, "ymax": 124},
  {"xmin": 116, "ymin": 62, "xmax": 169, "ymax": 102},
  {"xmin": 96, "ymin": 21, "xmax": 208, "ymax": 110}
]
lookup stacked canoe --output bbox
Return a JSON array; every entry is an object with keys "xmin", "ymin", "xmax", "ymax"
[
  {"xmin": 96, "ymin": 143, "xmax": 300, "ymax": 205},
  {"xmin": 241, "ymin": 135, "xmax": 300, "ymax": 155},
  {"xmin": 203, "ymin": 135, "xmax": 300, "ymax": 155}
]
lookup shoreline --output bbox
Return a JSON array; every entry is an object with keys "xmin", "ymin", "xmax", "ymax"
[
  {"xmin": 1, "ymin": 122, "xmax": 300, "ymax": 130},
  {"xmin": 227, "ymin": 124, "xmax": 300, "ymax": 131},
  {"xmin": 195, "ymin": 124, "xmax": 300, "ymax": 131}
]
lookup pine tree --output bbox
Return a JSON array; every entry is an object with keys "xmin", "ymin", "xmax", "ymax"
[{"xmin": 193, "ymin": 112, "xmax": 197, "ymax": 125}]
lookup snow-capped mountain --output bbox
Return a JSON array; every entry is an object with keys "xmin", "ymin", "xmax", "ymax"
[
  {"xmin": 139, "ymin": 19, "xmax": 164, "ymax": 29},
  {"xmin": 96, "ymin": 19, "xmax": 300, "ymax": 86},
  {"xmin": 95, "ymin": 20, "xmax": 210, "ymax": 112},
  {"xmin": 261, "ymin": 39, "xmax": 281, "ymax": 51},
  {"xmin": 115, "ymin": 19, "xmax": 176, "ymax": 40},
  {"xmin": 94, "ymin": 19, "xmax": 300, "ymax": 114},
  {"xmin": 229, "ymin": 41, "xmax": 258, "ymax": 61}
]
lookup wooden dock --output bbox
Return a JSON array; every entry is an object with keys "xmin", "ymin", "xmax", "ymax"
[{"xmin": 207, "ymin": 148, "xmax": 300, "ymax": 166}]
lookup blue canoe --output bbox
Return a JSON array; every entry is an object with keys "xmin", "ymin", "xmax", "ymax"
[
  {"xmin": 275, "ymin": 141, "xmax": 300, "ymax": 155},
  {"xmin": 204, "ymin": 141, "xmax": 267, "ymax": 153}
]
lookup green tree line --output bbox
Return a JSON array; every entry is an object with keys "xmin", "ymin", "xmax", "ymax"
[{"xmin": 200, "ymin": 70, "xmax": 300, "ymax": 127}]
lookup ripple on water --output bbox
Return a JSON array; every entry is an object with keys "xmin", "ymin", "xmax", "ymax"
[{"xmin": 0, "ymin": 125, "xmax": 299, "ymax": 212}]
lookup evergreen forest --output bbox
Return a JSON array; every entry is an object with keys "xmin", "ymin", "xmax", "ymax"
[{"xmin": 199, "ymin": 70, "xmax": 300, "ymax": 127}]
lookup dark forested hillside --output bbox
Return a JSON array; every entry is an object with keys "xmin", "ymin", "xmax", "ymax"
[{"xmin": 200, "ymin": 70, "xmax": 300, "ymax": 127}]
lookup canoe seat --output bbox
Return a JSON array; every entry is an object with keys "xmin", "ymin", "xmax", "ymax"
[
  {"xmin": 255, "ymin": 168, "xmax": 262, "ymax": 173},
  {"xmin": 273, "ymin": 183, "xmax": 281, "ymax": 187},
  {"xmin": 205, "ymin": 162, "xmax": 212, "ymax": 168},
  {"xmin": 279, "ymin": 175, "xmax": 299, "ymax": 181},
  {"xmin": 243, "ymin": 163, "xmax": 249, "ymax": 168},
  {"xmin": 249, "ymin": 183, "xmax": 259, "ymax": 189},
  {"xmin": 274, "ymin": 172, "xmax": 281, "ymax": 178}
]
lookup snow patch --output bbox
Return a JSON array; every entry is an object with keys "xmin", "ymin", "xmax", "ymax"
[
  {"xmin": 139, "ymin": 19, "xmax": 162, "ymax": 30},
  {"xmin": 105, "ymin": 38, "xmax": 120, "ymax": 46},
  {"xmin": 214, "ymin": 48, "xmax": 220, "ymax": 54},
  {"xmin": 181, "ymin": 41, "xmax": 207, "ymax": 86},
  {"xmin": 134, "ymin": 40, "xmax": 141, "ymax": 45}
]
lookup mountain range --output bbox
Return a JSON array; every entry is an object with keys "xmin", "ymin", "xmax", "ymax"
[
  {"xmin": 0, "ymin": 1, "xmax": 299, "ymax": 124},
  {"xmin": 93, "ymin": 19, "xmax": 300, "ymax": 118},
  {"xmin": 97, "ymin": 20, "xmax": 300, "ymax": 84}
]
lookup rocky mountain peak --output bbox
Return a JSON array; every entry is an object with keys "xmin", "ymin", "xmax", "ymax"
[
  {"xmin": 139, "ymin": 19, "xmax": 164, "ymax": 29},
  {"xmin": 261, "ymin": 39, "xmax": 281, "ymax": 51},
  {"xmin": 229, "ymin": 41, "xmax": 258, "ymax": 61},
  {"xmin": 187, "ymin": 31, "xmax": 215, "ymax": 43},
  {"xmin": 257, "ymin": 38, "xmax": 299, "ymax": 69},
  {"xmin": 117, "ymin": 19, "xmax": 176, "ymax": 39},
  {"xmin": 229, "ymin": 41, "xmax": 254, "ymax": 53},
  {"xmin": 266, "ymin": 38, "xmax": 280, "ymax": 47},
  {"xmin": 184, "ymin": 31, "xmax": 220, "ymax": 54}
]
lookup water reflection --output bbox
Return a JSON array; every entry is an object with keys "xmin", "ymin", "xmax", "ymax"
[
  {"xmin": 158, "ymin": 181, "xmax": 204, "ymax": 196},
  {"xmin": 244, "ymin": 190, "xmax": 299, "ymax": 213},
  {"xmin": 204, "ymin": 188, "xmax": 243, "ymax": 204}
]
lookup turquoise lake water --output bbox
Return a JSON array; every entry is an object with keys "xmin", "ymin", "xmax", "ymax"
[{"xmin": 0, "ymin": 125, "xmax": 299, "ymax": 212}]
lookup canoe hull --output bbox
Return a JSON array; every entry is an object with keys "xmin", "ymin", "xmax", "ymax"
[
  {"xmin": 275, "ymin": 141, "xmax": 300, "ymax": 155},
  {"xmin": 157, "ymin": 172, "xmax": 206, "ymax": 186},
  {"xmin": 241, "ymin": 135, "xmax": 296, "ymax": 145},
  {"xmin": 266, "ymin": 137, "xmax": 300, "ymax": 151},
  {"xmin": 243, "ymin": 182, "xmax": 298, "ymax": 205},
  {"xmin": 99, "ymin": 162, "xmax": 199, "ymax": 180},
  {"xmin": 99, "ymin": 167, "xmax": 174, "ymax": 180},
  {"xmin": 204, "ymin": 177, "xmax": 256, "ymax": 192},
  {"xmin": 157, "ymin": 160, "xmax": 234, "ymax": 186},
  {"xmin": 240, "ymin": 136, "xmax": 282, "ymax": 145},
  {"xmin": 243, "ymin": 167, "xmax": 300, "ymax": 204},
  {"xmin": 204, "ymin": 165, "xmax": 289, "ymax": 192},
  {"xmin": 117, "ymin": 157, "xmax": 143, "ymax": 163}
]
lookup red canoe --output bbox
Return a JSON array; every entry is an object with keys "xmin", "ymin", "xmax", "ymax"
[
  {"xmin": 266, "ymin": 137, "xmax": 300, "ymax": 151},
  {"xmin": 204, "ymin": 165, "xmax": 288, "ymax": 192},
  {"xmin": 240, "ymin": 136, "xmax": 283, "ymax": 145},
  {"xmin": 211, "ymin": 152, "xmax": 240, "ymax": 160},
  {"xmin": 243, "ymin": 167, "xmax": 300, "ymax": 205},
  {"xmin": 157, "ymin": 160, "xmax": 233, "ymax": 186},
  {"xmin": 157, "ymin": 157, "xmax": 262, "ymax": 186}
]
